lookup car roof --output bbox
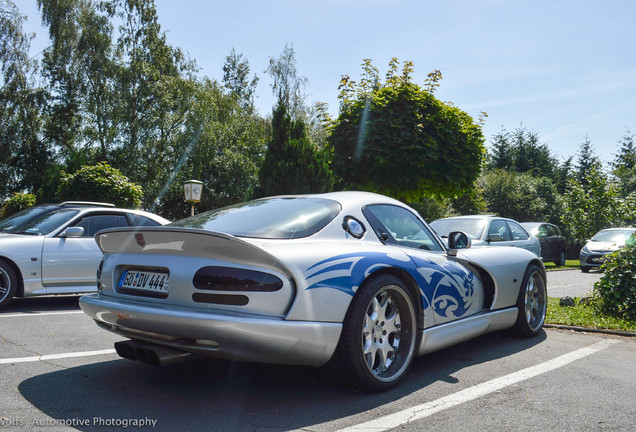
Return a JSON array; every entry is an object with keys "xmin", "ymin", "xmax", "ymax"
[{"xmin": 434, "ymin": 215, "xmax": 507, "ymax": 221}]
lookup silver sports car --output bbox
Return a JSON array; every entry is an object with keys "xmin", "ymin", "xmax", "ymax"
[
  {"xmin": 80, "ymin": 192, "xmax": 547, "ymax": 391},
  {"xmin": 0, "ymin": 204, "xmax": 169, "ymax": 308}
]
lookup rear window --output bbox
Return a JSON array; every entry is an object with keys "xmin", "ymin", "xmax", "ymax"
[{"xmin": 169, "ymin": 197, "xmax": 341, "ymax": 239}]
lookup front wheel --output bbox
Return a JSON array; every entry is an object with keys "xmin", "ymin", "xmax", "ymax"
[
  {"xmin": 331, "ymin": 274, "xmax": 417, "ymax": 392},
  {"xmin": 554, "ymin": 251, "xmax": 566, "ymax": 267},
  {"xmin": 0, "ymin": 260, "xmax": 18, "ymax": 309},
  {"xmin": 513, "ymin": 264, "xmax": 547, "ymax": 337}
]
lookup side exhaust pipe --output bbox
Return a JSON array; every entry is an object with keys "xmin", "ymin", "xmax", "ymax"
[{"xmin": 114, "ymin": 340, "xmax": 192, "ymax": 366}]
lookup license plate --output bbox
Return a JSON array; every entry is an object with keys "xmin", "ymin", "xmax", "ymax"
[{"xmin": 118, "ymin": 269, "xmax": 169, "ymax": 294}]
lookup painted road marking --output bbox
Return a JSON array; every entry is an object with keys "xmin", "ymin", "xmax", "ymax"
[
  {"xmin": 0, "ymin": 349, "xmax": 117, "ymax": 364},
  {"xmin": 0, "ymin": 311, "xmax": 84, "ymax": 318},
  {"xmin": 337, "ymin": 339, "xmax": 619, "ymax": 432}
]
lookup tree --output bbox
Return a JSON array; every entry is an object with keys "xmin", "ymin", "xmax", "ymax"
[
  {"xmin": 258, "ymin": 103, "xmax": 333, "ymax": 197},
  {"xmin": 487, "ymin": 126, "xmax": 558, "ymax": 178},
  {"xmin": 266, "ymin": 44, "xmax": 308, "ymax": 120},
  {"xmin": 222, "ymin": 48, "xmax": 258, "ymax": 112},
  {"xmin": 0, "ymin": 0, "xmax": 49, "ymax": 200},
  {"xmin": 478, "ymin": 169, "xmax": 553, "ymax": 222},
  {"xmin": 612, "ymin": 131, "xmax": 636, "ymax": 197},
  {"xmin": 330, "ymin": 58, "xmax": 485, "ymax": 201},
  {"xmin": 574, "ymin": 135, "xmax": 603, "ymax": 188},
  {"xmin": 57, "ymin": 162, "xmax": 142, "ymax": 207},
  {"xmin": 0, "ymin": 192, "xmax": 36, "ymax": 219}
]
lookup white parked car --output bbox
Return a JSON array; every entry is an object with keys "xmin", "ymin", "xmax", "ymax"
[{"xmin": 0, "ymin": 203, "xmax": 169, "ymax": 308}]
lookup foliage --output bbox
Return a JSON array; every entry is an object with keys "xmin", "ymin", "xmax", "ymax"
[
  {"xmin": 477, "ymin": 169, "xmax": 554, "ymax": 221},
  {"xmin": 560, "ymin": 167, "xmax": 625, "ymax": 245},
  {"xmin": 0, "ymin": 192, "xmax": 36, "ymax": 219},
  {"xmin": 222, "ymin": 48, "xmax": 258, "ymax": 112},
  {"xmin": 594, "ymin": 245, "xmax": 636, "ymax": 321},
  {"xmin": 266, "ymin": 44, "xmax": 308, "ymax": 120},
  {"xmin": 574, "ymin": 135, "xmax": 603, "ymax": 188},
  {"xmin": 487, "ymin": 126, "xmax": 559, "ymax": 178},
  {"xmin": 57, "ymin": 162, "xmax": 142, "ymax": 207},
  {"xmin": 150, "ymin": 79, "xmax": 270, "ymax": 220},
  {"xmin": 0, "ymin": 0, "xmax": 49, "ymax": 200},
  {"xmin": 545, "ymin": 297, "xmax": 636, "ymax": 332},
  {"xmin": 612, "ymin": 131, "xmax": 636, "ymax": 197},
  {"xmin": 258, "ymin": 103, "xmax": 333, "ymax": 197},
  {"xmin": 330, "ymin": 58, "xmax": 485, "ymax": 201}
]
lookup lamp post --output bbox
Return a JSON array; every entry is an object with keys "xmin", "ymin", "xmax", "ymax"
[{"xmin": 184, "ymin": 180, "xmax": 203, "ymax": 217}]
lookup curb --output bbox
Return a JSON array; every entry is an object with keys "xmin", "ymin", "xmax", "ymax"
[{"xmin": 544, "ymin": 323, "xmax": 636, "ymax": 337}]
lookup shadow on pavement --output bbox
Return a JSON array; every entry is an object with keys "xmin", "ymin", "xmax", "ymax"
[{"xmin": 19, "ymin": 330, "xmax": 547, "ymax": 431}]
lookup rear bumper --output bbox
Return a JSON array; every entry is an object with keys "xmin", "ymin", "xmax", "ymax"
[{"xmin": 80, "ymin": 293, "xmax": 342, "ymax": 367}]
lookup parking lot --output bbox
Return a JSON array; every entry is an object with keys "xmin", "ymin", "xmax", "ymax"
[{"xmin": 1, "ymin": 278, "xmax": 635, "ymax": 432}]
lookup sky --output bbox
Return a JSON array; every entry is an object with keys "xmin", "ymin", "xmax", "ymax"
[{"xmin": 18, "ymin": 0, "xmax": 636, "ymax": 164}]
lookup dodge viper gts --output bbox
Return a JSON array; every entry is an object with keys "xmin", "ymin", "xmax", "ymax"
[{"xmin": 80, "ymin": 192, "xmax": 547, "ymax": 391}]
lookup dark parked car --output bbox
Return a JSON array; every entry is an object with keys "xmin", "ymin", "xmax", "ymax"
[{"xmin": 521, "ymin": 222, "xmax": 567, "ymax": 266}]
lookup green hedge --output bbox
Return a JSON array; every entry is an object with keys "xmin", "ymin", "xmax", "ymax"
[{"xmin": 594, "ymin": 245, "xmax": 636, "ymax": 321}]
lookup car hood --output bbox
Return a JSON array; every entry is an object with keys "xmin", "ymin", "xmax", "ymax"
[{"xmin": 586, "ymin": 241, "xmax": 623, "ymax": 252}]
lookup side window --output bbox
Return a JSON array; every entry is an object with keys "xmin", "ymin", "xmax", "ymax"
[
  {"xmin": 363, "ymin": 204, "xmax": 443, "ymax": 251},
  {"xmin": 548, "ymin": 225, "xmax": 560, "ymax": 237},
  {"xmin": 507, "ymin": 221, "xmax": 529, "ymax": 240},
  {"xmin": 537, "ymin": 224, "xmax": 549, "ymax": 238},
  {"xmin": 488, "ymin": 220, "xmax": 511, "ymax": 241},
  {"xmin": 129, "ymin": 214, "xmax": 162, "ymax": 227},
  {"xmin": 72, "ymin": 214, "xmax": 129, "ymax": 237}
]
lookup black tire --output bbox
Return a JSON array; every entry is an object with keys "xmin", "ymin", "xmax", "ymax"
[
  {"xmin": 331, "ymin": 274, "xmax": 417, "ymax": 392},
  {"xmin": 513, "ymin": 264, "xmax": 547, "ymax": 337},
  {"xmin": 0, "ymin": 259, "xmax": 18, "ymax": 309},
  {"xmin": 581, "ymin": 266, "xmax": 590, "ymax": 273},
  {"xmin": 554, "ymin": 251, "xmax": 566, "ymax": 267}
]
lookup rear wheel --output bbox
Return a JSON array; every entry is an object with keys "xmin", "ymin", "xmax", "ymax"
[
  {"xmin": 513, "ymin": 264, "xmax": 546, "ymax": 337},
  {"xmin": 0, "ymin": 260, "xmax": 18, "ymax": 309},
  {"xmin": 554, "ymin": 251, "xmax": 566, "ymax": 267},
  {"xmin": 581, "ymin": 265, "xmax": 590, "ymax": 273},
  {"xmin": 332, "ymin": 274, "xmax": 417, "ymax": 392}
]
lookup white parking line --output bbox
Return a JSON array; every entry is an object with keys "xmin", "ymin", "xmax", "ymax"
[
  {"xmin": 0, "ymin": 311, "xmax": 84, "ymax": 318},
  {"xmin": 337, "ymin": 339, "xmax": 619, "ymax": 432},
  {"xmin": 0, "ymin": 349, "xmax": 117, "ymax": 364}
]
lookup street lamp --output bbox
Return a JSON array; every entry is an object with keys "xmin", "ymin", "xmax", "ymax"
[{"xmin": 184, "ymin": 179, "xmax": 203, "ymax": 216}]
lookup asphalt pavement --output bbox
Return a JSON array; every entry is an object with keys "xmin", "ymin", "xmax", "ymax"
[{"xmin": 546, "ymin": 268, "xmax": 602, "ymax": 298}]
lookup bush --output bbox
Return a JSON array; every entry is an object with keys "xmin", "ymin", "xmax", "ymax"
[
  {"xmin": 0, "ymin": 193, "xmax": 37, "ymax": 219},
  {"xmin": 57, "ymin": 162, "xmax": 143, "ymax": 208},
  {"xmin": 594, "ymin": 245, "xmax": 636, "ymax": 321}
]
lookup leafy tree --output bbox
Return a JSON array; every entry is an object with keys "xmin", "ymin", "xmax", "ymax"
[
  {"xmin": 0, "ymin": 0, "xmax": 49, "ymax": 200},
  {"xmin": 57, "ymin": 162, "xmax": 142, "ymax": 207},
  {"xmin": 477, "ymin": 169, "xmax": 552, "ymax": 222},
  {"xmin": 0, "ymin": 192, "xmax": 37, "ymax": 219},
  {"xmin": 222, "ymin": 48, "xmax": 258, "ymax": 112},
  {"xmin": 330, "ymin": 58, "xmax": 485, "ymax": 201},
  {"xmin": 258, "ymin": 103, "xmax": 333, "ymax": 197},
  {"xmin": 560, "ymin": 167, "xmax": 623, "ymax": 246},
  {"xmin": 266, "ymin": 43, "xmax": 308, "ymax": 120},
  {"xmin": 612, "ymin": 131, "xmax": 636, "ymax": 196},
  {"xmin": 151, "ymin": 79, "xmax": 270, "ymax": 220}
]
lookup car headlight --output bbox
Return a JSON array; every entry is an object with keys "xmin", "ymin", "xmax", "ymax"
[{"xmin": 581, "ymin": 245, "xmax": 590, "ymax": 253}]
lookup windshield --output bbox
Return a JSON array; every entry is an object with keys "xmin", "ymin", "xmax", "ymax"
[
  {"xmin": 0, "ymin": 206, "xmax": 57, "ymax": 233},
  {"xmin": 169, "ymin": 197, "xmax": 341, "ymax": 239},
  {"xmin": 591, "ymin": 229, "xmax": 635, "ymax": 243},
  {"xmin": 16, "ymin": 209, "xmax": 80, "ymax": 236},
  {"xmin": 429, "ymin": 218, "xmax": 487, "ymax": 239}
]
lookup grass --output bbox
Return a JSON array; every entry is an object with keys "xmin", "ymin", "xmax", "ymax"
[
  {"xmin": 546, "ymin": 297, "xmax": 636, "ymax": 333},
  {"xmin": 543, "ymin": 259, "xmax": 581, "ymax": 270}
]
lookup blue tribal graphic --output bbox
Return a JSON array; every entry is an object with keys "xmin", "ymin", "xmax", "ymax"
[{"xmin": 305, "ymin": 252, "xmax": 476, "ymax": 319}]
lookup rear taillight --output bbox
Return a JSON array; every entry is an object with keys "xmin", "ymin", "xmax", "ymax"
[{"xmin": 193, "ymin": 266, "xmax": 283, "ymax": 292}]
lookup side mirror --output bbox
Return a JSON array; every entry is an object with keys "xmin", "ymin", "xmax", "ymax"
[
  {"xmin": 448, "ymin": 231, "xmax": 471, "ymax": 256},
  {"xmin": 60, "ymin": 226, "xmax": 85, "ymax": 238},
  {"xmin": 487, "ymin": 233, "xmax": 504, "ymax": 242}
]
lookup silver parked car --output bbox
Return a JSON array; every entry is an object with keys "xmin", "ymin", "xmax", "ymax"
[
  {"xmin": 579, "ymin": 227, "xmax": 636, "ymax": 272},
  {"xmin": 0, "ymin": 204, "xmax": 169, "ymax": 308},
  {"xmin": 430, "ymin": 215, "xmax": 541, "ymax": 257},
  {"xmin": 80, "ymin": 192, "xmax": 546, "ymax": 391}
]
